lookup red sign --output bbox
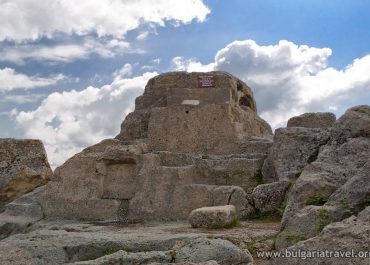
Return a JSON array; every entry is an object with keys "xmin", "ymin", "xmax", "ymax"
[{"xmin": 198, "ymin": 75, "xmax": 215, "ymax": 87}]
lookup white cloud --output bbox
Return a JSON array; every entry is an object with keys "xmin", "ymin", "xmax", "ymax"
[
  {"xmin": 0, "ymin": 39, "xmax": 134, "ymax": 64},
  {"xmin": 0, "ymin": 0, "xmax": 210, "ymax": 42},
  {"xmin": 173, "ymin": 40, "xmax": 370, "ymax": 128},
  {"xmin": 113, "ymin": 64, "xmax": 133, "ymax": 79},
  {"xmin": 15, "ymin": 67, "xmax": 157, "ymax": 168},
  {"xmin": 0, "ymin": 68, "xmax": 65, "ymax": 91},
  {"xmin": 171, "ymin": 56, "xmax": 214, "ymax": 72},
  {"xmin": 0, "ymin": 94, "xmax": 45, "ymax": 104},
  {"xmin": 136, "ymin": 31, "xmax": 149, "ymax": 41}
]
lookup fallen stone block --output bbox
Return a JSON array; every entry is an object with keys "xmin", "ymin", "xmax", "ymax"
[{"xmin": 188, "ymin": 205, "xmax": 238, "ymax": 229}]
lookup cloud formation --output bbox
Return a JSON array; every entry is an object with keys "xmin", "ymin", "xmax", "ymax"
[
  {"xmin": 15, "ymin": 67, "xmax": 157, "ymax": 168},
  {"xmin": 0, "ymin": 68, "xmax": 65, "ymax": 91},
  {"xmin": 0, "ymin": 38, "xmax": 134, "ymax": 64},
  {"xmin": 174, "ymin": 40, "xmax": 370, "ymax": 127},
  {"xmin": 0, "ymin": 0, "xmax": 210, "ymax": 42}
]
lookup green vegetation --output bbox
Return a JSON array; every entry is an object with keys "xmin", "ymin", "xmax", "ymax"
[
  {"xmin": 246, "ymin": 235, "xmax": 277, "ymax": 257},
  {"xmin": 306, "ymin": 194, "xmax": 329, "ymax": 206},
  {"xmin": 340, "ymin": 199, "xmax": 354, "ymax": 214},
  {"xmin": 255, "ymin": 169, "xmax": 264, "ymax": 185},
  {"xmin": 276, "ymin": 201, "xmax": 287, "ymax": 217},
  {"xmin": 255, "ymin": 200, "xmax": 287, "ymax": 221},
  {"xmin": 284, "ymin": 232, "xmax": 307, "ymax": 244},
  {"xmin": 225, "ymin": 216, "xmax": 242, "ymax": 229},
  {"xmin": 316, "ymin": 207, "xmax": 330, "ymax": 232},
  {"xmin": 102, "ymin": 247, "xmax": 118, "ymax": 256},
  {"xmin": 246, "ymin": 240, "xmax": 257, "ymax": 256}
]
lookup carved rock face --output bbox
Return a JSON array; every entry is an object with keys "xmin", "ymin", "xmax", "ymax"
[
  {"xmin": 117, "ymin": 71, "xmax": 272, "ymax": 154},
  {"xmin": 29, "ymin": 72, "xmax": 273, "ymax": 222}
]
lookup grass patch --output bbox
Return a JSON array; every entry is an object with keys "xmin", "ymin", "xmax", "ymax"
[
  {"xmin": 276, "ymin": 201, "xmax": 287, "ymax": 217},
  {"xmin": 225, "ymin": 216, "xmax": 242, "ymax": 229},
  {"xmin": 246, "ymin": 235, "xmax": 277, "ymax": 257},
  {"xmin": 306, "ymin": 194, "xmax": 328, "ymax": 206},
  {"xmin": 102, "ymin": 247, "xmax": 118, "ymax": 256},
  {"xmin": 246, "ymin": 240, "xmax": 257, "ymax": 256},
  {"xmin": 284, "ymin": 232, "xmax": 307, "ymax": 245},
  {"xmin": 316, "ymin": 207, "xmax": 330, "ymax": 232},
  {"xmin": 340, "ymin": 199, "xmax": 354, "ymax": 214}
]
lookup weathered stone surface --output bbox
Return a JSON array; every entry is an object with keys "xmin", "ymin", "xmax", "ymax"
[
  {"xmin": 331, "ymin": 105, "xmax": 370, "ymax": 143},
  {"xmin": 0, "ymin": 139, "xmax": 52, "ymax": 209},
  {"xmin": 287, "ymin": 112, "xmax": 336, "ymax": 128},
  {"xmin": 34, "ymin": 144, "xmax": 261, "ymax": 222},
  {"xmin": 0, "ymin": 186, "xmax": 45, "ymax": 239},
  {"xmin": 117, "ymin": 71, "xmax": 272, "ymax": 154},
  {"xmin": 262, "ymin": 127, "xmax": 331, "ymax": 183},
  {"xmin": 71, "ymin": 250, "xmax": 173, "ymax": 264},
  {"xmin": 174, "ymin": 238, "xmax": 253, "ymax": 265},
  {"xmin": 252, "ymin": 181, "xmax": 290, "ymax": 213},
  {"xmin": 270, "ymin": 208, "xmax": 370, "ymax": 265},
  {"xmin": 38, "ymin": 139, "xmax": 140, "ymax": 221},
  {"xmin": 276, "ymin": 105, "xmax": 370, "ymax": 249},
  {"xmin": 0, "ymin": 220, "xmax": 265, "ymax": 265},
  {"xmin": 188, "ymin": 205, "xmax": 238, "ymax": 229},
  {"xmin": 81, "ymin": 239, "xmax": 253, "ymax": 265},
  {"xmin": 212, "ymin": 186, "xmax": 255, "ymax": 219}
]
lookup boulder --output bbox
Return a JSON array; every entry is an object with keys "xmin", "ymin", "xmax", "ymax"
[
  {"xmin": 0, "ymin": 139, "xmax": 52, "ymax": 210},
  {"xmin": 188, "ymin": 205, "xmax": 238, "ymax": 229},
  {"xmin": 287, "ymin": 112, "xmax": 336, "ymax": 128},
  {"xmin": 174, "ymin": 238, "xmax": 253, "ymax": 265},
  {"xmin": 252, "ymin": 181, "xmax": 290, "ymax": 213},
  {"xmin": 262, "ymin": 127, "xmax": 331, "ymax": 183},
  {"xmin": 0, "ymin": 186, "xmax": 45, "ymax": 239},
  {"xmin": 331, "ymin": 105, "xmax": 370, "ymax": 143},
  {"xmin": 270, "ymin": 207, "xmax": 370, "ymax": 265}
]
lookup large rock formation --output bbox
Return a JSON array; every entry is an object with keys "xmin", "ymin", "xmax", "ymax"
[
  {"xmin": 0, "ymin": 139, "xmax": 52, "ymax": 211},
  {"xmin": 23, "ymin": 72, "xmax": 272, "ymax": 222},
  {"xmin": 276, "ymin": 105, "xmax": 370, "ymax": 249}
]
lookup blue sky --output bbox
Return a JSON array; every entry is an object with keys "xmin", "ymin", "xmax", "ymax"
[{"xmin": 0, "ymin": 0, "xmax": 369, "ymax": 167}]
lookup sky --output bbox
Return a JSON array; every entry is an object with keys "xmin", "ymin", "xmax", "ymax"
[{"xmin": 0, "ymin": 0, "xmax": 370, "ymax": 168}]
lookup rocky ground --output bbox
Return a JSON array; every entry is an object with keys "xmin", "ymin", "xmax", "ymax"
[{"xmin": 0, "ymin": 220, "xmax": 280, "ymax": 265}]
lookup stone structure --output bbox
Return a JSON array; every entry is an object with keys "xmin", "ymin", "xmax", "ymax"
[
  {"xmin": 188, "ymin": 205, "xmax": 238, "ymax": 229},
  {"xmin": 18, "ymin": 71, "xmax": 273, "ymax": 222},
  {"xmin": 0, "ymin": 139, "xmax": 52, "ymax": 211},
  {"xmin": 117, "ymin": 71, "xmax": 271, "ymax": 154}
]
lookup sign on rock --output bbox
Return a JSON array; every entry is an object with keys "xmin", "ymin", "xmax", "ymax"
[{"xmin": 198, "ymin": 75, "xmax": 215, "ymax": 88}]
